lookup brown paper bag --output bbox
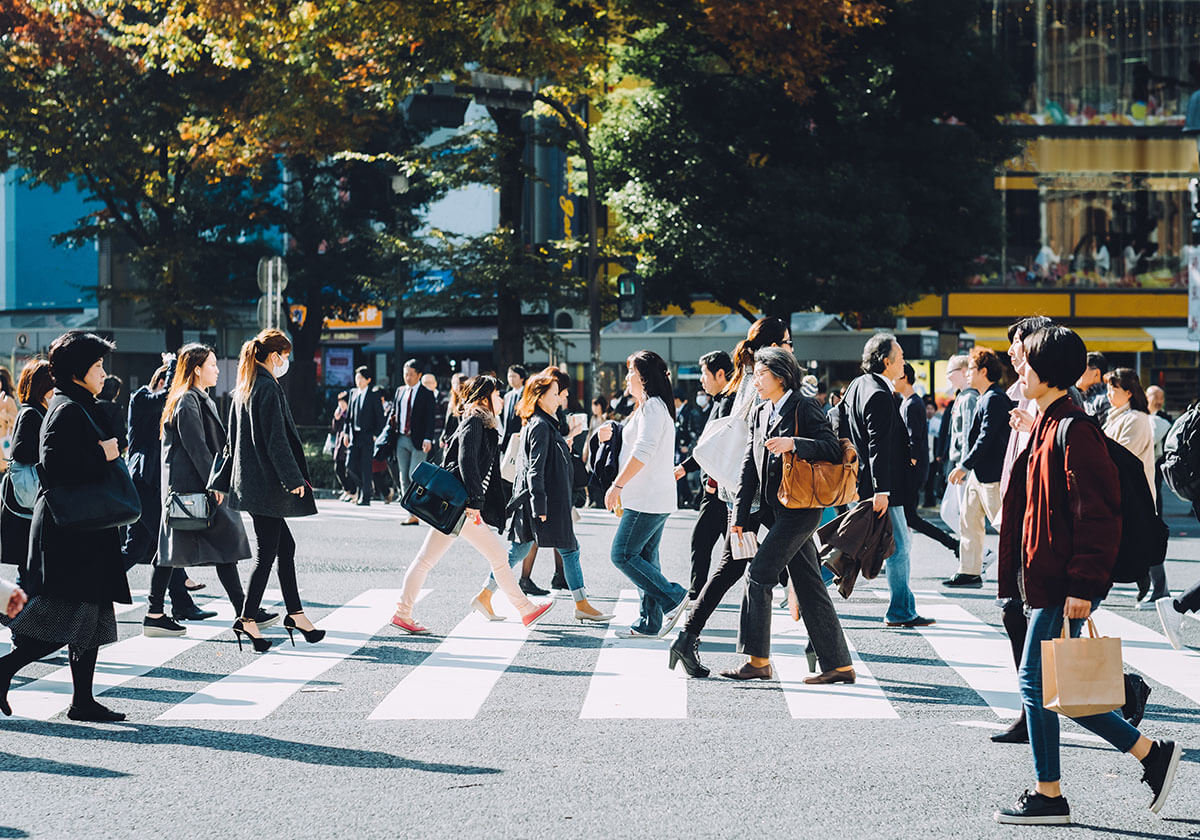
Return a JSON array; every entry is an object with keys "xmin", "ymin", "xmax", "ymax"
[{"xmin": 1042, "ymin": 617, "xmax": 1124, "ymax": 718}]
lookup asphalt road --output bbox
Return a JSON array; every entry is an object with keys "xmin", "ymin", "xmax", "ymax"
[{"xmin": 1, "ymin": 496, "xmax": 1198, "ymax": 839}]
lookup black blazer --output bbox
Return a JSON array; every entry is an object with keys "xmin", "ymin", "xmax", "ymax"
[
  {"xmin": 449, "ymin": 408, "xmax": 506, "ymax": 529},
  {"xmin": 126, "ymin": 386, "xmax": 167, "ymax": 487},
  {"xmin": 960, "ymin": 383, "xmax": 1013, "ymax": 484},
  {"xmin": 393, "ymin": 383, "xmax": 437, "ymax": 446},
  {"xmin": 348, "ymin": 385, "xmax": 385, "ymax": 440},
  {"xmin": 501, "ymin": 388, "xmax": 523, "ymax": 449},
  {"xmin": 898, "ymin": 392, "xmax": 928, "ymax": 506},
  {"xmin": 28, "ymin": 382, "xmax": 131, "ymax": 605},
  {"xmin": 735, "ymin": 392, "xmax": 841, "ymax": 527},
  {"xmin": 837, "ymin": 373, "xmax": 907, "ymax": 501}
]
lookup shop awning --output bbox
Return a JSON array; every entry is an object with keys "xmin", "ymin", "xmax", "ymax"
[
  {"xmin": 964, "ymin": 326, "xmax": 1155, "ymax": 353},
  {"xmin": 1145, "ymin": 326, "xmax": 1197, "ymax": 352}
]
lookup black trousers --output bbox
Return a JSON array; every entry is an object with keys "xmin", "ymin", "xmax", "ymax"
[
  {"xmin": 688, "ymin": 492, "xmax": 727, "ymax": 599},
  {"xmin": 684, "ymin": 510, "xmax": 759, "ymax": 637},
  {"xmin": 243, "ymin": 515, "xmax": 303, "ymax": 618},
  {"xmin": 738, "ymin": 504, "xmax": 851, "ymax": 668},
  {"xmin": 122, "ymin": 485, "xmax": 194, "ymax": 614},
  {"xmin": 348, "ymin": 434, "xmax": 375, "ymax": 504},
  {"xmin": 335, "ymin": 447, "xmax": 353, "ymax": 493},
  {"xmin": 1178, "ymin": 579, "xmax": 1200, "ymax": 613},
  {"xmin": 903, "ymin": 503, "xmax": 959, "ymax": 554}
]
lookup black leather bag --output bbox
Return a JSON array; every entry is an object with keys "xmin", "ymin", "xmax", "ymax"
[
  {"xmin": 41, "ymin": 405, "xmax": 141, "ymax": 531},
  {"xmin": 165, "ymin": 490, "xmax": 214, "ymax": 531},
  {"xmin": 401, "ymin": 460, "xmax": 469, "ymax": 535}
]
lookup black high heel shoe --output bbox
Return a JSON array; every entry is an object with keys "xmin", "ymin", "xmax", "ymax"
[
  {"xmin": 232, "ymin": 618, "xmax": 274, "ymax": 653},
  {"xmin": 283, "ymin": 614, "xmax": 326, "ymax": 646},
  {"xmin": 668, "ymin": 631, "xmax": 710, "ymax": 678}
]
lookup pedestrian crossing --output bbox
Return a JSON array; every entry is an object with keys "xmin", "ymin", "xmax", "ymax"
[{"xmin": 3, "ymin": 585, "xmax": 1199, "ymax": 723}]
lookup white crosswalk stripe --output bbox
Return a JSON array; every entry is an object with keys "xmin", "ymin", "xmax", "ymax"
[
  {"xmin": 1091, "ymin": 608, "xmax": 1200, "ymax": 705},
  {"xmin": 162, "ymin": 588, "xmax": 413, "ymax": 720}
]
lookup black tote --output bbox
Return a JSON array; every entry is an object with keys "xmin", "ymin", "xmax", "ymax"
[{"xmin": 41, "ymin": 405, "xmax": 141, "ymax": 531}]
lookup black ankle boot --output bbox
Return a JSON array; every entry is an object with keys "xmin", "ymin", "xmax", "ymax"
[
  {"xmin": 668, "ymin": 631, "xmax": 710, "ymax": 678},
  {"xmin": 991, "ymin": 713, "xmax": 1029, "ymax": 743}
]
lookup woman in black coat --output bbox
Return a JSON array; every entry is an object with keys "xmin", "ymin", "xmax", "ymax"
[
  {"xmin": 151, "ymin": 344, "xmax": 254, "ymax": 634},
  {"xmin": 391, "ymin": 375, "xmax": 553, "ymax": 634},
  {"xmin": 709, "ymin": 347, "xmax": 854, "ymax": 685},
  {"xmin": 473, "ymin": 367, "xmax": 612, "ymax": 623},
  {"xmin": 0, "ymin": 331, "xmax": 131, "ymax": 722},
  {"xmin": 209, "ymin": 329, "xmax": 321, "ymax": 653},
  {"xmin": 0, "ymin": 360, "xmax": 54, "ymax": 591}
]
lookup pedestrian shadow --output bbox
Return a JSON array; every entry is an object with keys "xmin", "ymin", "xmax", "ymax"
[
  {"xmin": 0, "ymin": 750, "xmax": 129, "ymax": 778},
  {"xmin": 1071, "ymin": 822, "xmax": 1197, "ymax": 838},
  {"xmin": 0, "ymin": 721, "xmax": 501, "ymax": 775},
  {"xmin": 0, "ymin": 828, "xmax": 30, "ymax": 838}
]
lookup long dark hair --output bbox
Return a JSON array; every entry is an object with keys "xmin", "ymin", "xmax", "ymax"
[
  {"xmin": 162, "ymin": 343, "xmax": 216, "ymax": 436},
  {"xmin": 627, "ymin": 350, "xmax": 676, "ymax": 420},
  {"xmin": 726, "ymin": 317, "xmax": 788, "ymax": 394},
  {"xmin": 233, "ymin": 329, "xmax": 292, "ymax": 404},
  {"xmin": 459, "ymin": 374, "xmax": 503, "ymax": 416},
  {"xmin": 1105, "ymin": 367, "xmax": 1149, "ymax": 414}
]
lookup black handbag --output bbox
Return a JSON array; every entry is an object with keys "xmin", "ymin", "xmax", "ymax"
[
  {"xmin": 41, "ymin": 404, "xmax": 141, "ymax": 531},
  {"xmin": 401, "ymin": 460, "xmax": 470, "ymax": 535},
  {"xmin": 571, "ymin": 454, "xmax": 590, "ymax": 490},
  {"xmin": 165, "ymin": 490, "xmax": 214, "ymax": 531}
]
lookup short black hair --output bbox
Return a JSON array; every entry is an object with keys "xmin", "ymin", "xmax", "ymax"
[
  {"xmin": 969, "ymin": 347, "xmax": 1003, "ymax": 384},
  {"xmin": 901, "ymin": 363, "xmax": 916, "ymax": 385},
  {"xmin": 862, "ymin": 333, "xmax": 898, "ymax": 374},
  {"xmin": 507, "ymin": 364, "xmax": 528, "ymax": 380},
  {"xmin": 699, "ymin": 350, "xmax": 734, "ymax": 380},
  {"xmin": 355, "ymin": 365, "xmax": 372, "ymax": 381},
  {"xmin": 47, "ymin": 331, "xmax": 116, "ymax": 386},
  {"xmin": 403, "ymin": 358, "xmax": 419, "ymax": 371},
  {"xmin": 1086, "ymin": 351, "xmax": 1109, "ymax": 375},
  {"xmin": 816, "ymin": 381, "xmax": 828, "ymax": 395},
  {"xmin": 99, "ymin": 375, "xmax": 122, "ymax": 401},
  {"xmin": 1007, "ymin": 315, "xmax": 1054, "ymax": 344},
  {"xmin": 1024, "ymin": 326, "xmax": 1087, "ymax": 390}
]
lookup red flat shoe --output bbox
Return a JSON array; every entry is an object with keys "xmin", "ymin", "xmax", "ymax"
[
  {"xmin": 521, "ymin": 602, "xmax": 554, "ymax": 628},
  {"xmin": 391, "ymin": 615, "xmax": 430, "ymax": 635}
]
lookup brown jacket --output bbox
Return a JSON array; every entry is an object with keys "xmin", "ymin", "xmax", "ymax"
[{"xmin": 816, "ymin": 499, "xmax": 895, "ymax": 599}]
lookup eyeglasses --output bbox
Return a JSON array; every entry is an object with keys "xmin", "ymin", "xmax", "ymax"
[{"xmin": 782, "ymin": 339, "xmax": 794, "ymax": 347}]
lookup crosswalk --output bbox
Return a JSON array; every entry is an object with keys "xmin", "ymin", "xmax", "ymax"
[{"xmin": 3, "ymin": 585, "xmax": 1199, "ymax": 723}]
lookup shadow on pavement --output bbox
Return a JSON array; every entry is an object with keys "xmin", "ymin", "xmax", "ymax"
[
  {"xmin": 0, "ymin": 721, "xmax": 502, "ymax": 775},
  {"xmin": 0, "ymin": 750, "xmax": 129, "ymax": 778},
  {"xmin": 0, "ymin": 828, "xmax": 30, "ymax": 839}
]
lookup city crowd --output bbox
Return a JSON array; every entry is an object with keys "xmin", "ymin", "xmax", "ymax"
[{"xmin": 0, "ymin": 314, "xmax": 1196, "ymax": 826}]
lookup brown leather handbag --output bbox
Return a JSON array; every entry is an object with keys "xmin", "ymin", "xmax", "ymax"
[{"xmin": 776, "ymin": 412, "xmax": 860, "ymax": 509}]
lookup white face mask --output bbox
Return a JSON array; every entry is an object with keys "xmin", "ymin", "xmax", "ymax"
[{"xmin": 273, "ymin": 358, "xmax": 290, "ymax": 378}]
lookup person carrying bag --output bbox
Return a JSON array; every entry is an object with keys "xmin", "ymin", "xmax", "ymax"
[{"xmin": 1041, "ymin": 618, "xmax": 1124, "ymax": 718}]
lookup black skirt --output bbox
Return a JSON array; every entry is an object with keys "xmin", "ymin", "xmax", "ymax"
[{"xmin": 5, "ymin": 596, "xmax": 117, "ymax": 648}]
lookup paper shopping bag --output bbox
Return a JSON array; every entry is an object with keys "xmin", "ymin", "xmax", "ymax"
[{"xmin": 1042, "ymin": 617, "xmax": 1124, "ymax": 718}]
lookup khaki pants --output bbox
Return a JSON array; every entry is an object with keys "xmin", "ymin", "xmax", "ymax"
[{"xmin": 958, "ymin": 473, "xmax": 1001, "ymax": 576}]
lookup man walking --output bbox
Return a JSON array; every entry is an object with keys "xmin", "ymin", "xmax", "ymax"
[
  {"xmin": 946, "ymin": 347, "xmax": 1011, "ymax": 588},
  {"xmin": 894, "ymin": 363, "xmax": 959, "ymax": 557},
  {"xmin": 501, "ymin": 364, "xmax": 527, "ymax": 452},
  {"xmin": 348, "ymin": 366, "xmax": 386, "ymax": 507},
  {"xmin": 1075, "ymin": 351, "xmax": 1110, "ymax": 424},
  {"xmin": 393, "ymin": 359, "xmax": 436, "ymax": 524},
  {"xmin": 838, "ymin": 334, "xmax": 934, "ymax": 628}
]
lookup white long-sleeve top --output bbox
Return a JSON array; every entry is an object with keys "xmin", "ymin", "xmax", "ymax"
[
  {"xmin": 618, "ymin": 396, "xmax": 677, "ymax": 514},
  {"xmin": 1103, "ymin": 404, "xmax": 1156, "ymax": 504}
]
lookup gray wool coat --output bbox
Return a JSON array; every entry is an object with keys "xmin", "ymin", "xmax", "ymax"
[
  {"xmin": 158, "ymin": 388, "xmax": 252, "ymax": 567},
  {"xmin": 209, "ymin": 371, "xmax": 318, "ymax": 519}
]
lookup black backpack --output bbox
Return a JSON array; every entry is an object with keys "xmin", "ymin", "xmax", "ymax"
[
  {"xmin": 1162, "ymin": 403, "xmax": 1200, "ymax": 503},
  {"xmin": 1055, "ymin": 416, "xmax": 1168, "ymax": 584},
  {"xmin": 586, "ymin": 423, "xmax": 623, "ymax": 499}
]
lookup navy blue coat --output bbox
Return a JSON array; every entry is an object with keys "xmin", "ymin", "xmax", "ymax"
[{"xmin": 960, "ymin": 383, "xmax": 1013, "ymax": 484}]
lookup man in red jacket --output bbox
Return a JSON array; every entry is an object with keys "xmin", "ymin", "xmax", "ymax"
[{"xmin": 993, "ymin": 325, "xmax": 1181, "ymax": 826}]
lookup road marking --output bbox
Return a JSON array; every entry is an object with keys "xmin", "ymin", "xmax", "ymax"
[
  {"xmin": 369, "ymin": 592, "xmax": 533, "ymax": 720},
  {"xmin": 771, "ymin": 608, "xmax": 898, "ymax": 719},
  {"xmin": 7, "ymin": 591, "xmax": 282, "ymax": 721},
  {"xmin": 580, "ymin": 589, "xmax": 687, "ymax": 719},
  {"xmin": 161, "ymin": 588, "xmax": 410, "ymax": 721},
  {"xmin": 1090, "ymin": 609, "xmax": 1200, "ymax": 705},
  {"xmin": 874, "ymin": 590, "xmax": 1021, "ymax": 718}
]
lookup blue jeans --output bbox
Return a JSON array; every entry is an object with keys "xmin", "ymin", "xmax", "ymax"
[
  {"xmin": 1020, "ymin": 602, "xmax": 1141, "ymax": 783},
  {"xmin": 485, "ymin": 541, "xmax": 587, "ymax": 601},
  {"xmin": 610, "ymin": 510, "xmax": 683, "ymax": 634},
  {"xmin": 884, "ymin": 506, "xmax": 917, "ymax": 624}
]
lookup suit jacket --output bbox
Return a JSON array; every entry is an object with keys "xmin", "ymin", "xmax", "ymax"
[
  {"xmin": 348, "ymin": 385, "xmax": 385, "ymax": 441},
  {"xmin": 126, "ymin": 386, "xmax": 167, "ymax": 487},
  {"xmin": 393, "ymin": 383, "xmax": 437, "ymax": 446},
  {"xmin": 960, "ymin": 383, "xmax": 1013, "ymax": 484},
  {"xmin": 817, "ymin": 500, "xmax": 896, "ymax": 599},
  {"xmin": 501, "ymin": 388, "xmax": 523, "ymax": 449},
  {"xmin": 898, "ymin": 392, "xmax": 928, "ymax": 506},
  {"xmin": 735, "ymin": 392, "xmax": 841, "ymax": 527},
  {"xmin": 836, "ymin": 373, "xmax": 907, "ymax": 501}
]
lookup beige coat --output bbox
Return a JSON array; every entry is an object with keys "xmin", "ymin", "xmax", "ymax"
[
  {"xmin": 1103, "ymin": 403, "xmax": 1156, "ymax": 504},
  {"xmin": 0, "ymin": 392, "xmax": 18, "ymax": 472}
]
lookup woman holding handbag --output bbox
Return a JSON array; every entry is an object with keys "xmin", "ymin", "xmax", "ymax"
[
  {"xmin": 0, "ymin": 359, "xmax": 54, "ymax": 592},
  {"xmin": 716, "ymin": 348, "xmax": 852, "ymax": 683},
  {"xmin": 152, "ymin": 344, "xmax": 253, "ymax": 635},
  {"xmin": 0, "ymin": 331, "xmax": 132, "ymax": 722},
  {"xmin": 473, "ymin": 368, "xmax": 612, "ymax": 623},
  {"xmin": 211, "ymin": 329, "xmax": 323, "ymax": 653},
  {"xmin": 392, "ymin": 375, "xmax": 553, "ymax": 634}
]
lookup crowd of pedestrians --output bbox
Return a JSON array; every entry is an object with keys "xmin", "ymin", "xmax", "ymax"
[{"xmin": 0, "ymin": 314, "xmax": 1193, "ymax": 827}]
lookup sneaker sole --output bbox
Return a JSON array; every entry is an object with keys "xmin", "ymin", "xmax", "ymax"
[
  {"xmin": 992, "ymin": 813, "xmax": 1070, "ymax": 825},
  {"xmin": 142, "ymin": 627, "xmax": 187, "ymax": 638},
  {"xmin": 1150, "ymin": 742, "xmax": 1182, "ymax": 814},
  {"xmin": 656, "ymin": 598, "xmax": 690, "ymax": 639},
  {"xmin": 1156, "ymin": 600, "xmax": 1184, "ymax": 651}
]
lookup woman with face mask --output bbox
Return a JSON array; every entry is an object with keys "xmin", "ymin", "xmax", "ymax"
[{"xmin": 210, "ymin": 329, "xmax": 323, "ymax": 653}]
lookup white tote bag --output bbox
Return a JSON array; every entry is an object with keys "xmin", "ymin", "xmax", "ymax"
[
  {"xmin": 692, "ymin": 401, "xmax": 753, "ymax": 490},
  {"xmin": 939, "ymin": 482, "xmax": 962, "ymax": 533},
  {"xmin": 500, "ymin": 427, "xmax": 523, "ymax": 483}
]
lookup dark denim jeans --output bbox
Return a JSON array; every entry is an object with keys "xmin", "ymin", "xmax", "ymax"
[{"xmin": 610, "ymin": 509, "xmax": 684, "ymax": 635}]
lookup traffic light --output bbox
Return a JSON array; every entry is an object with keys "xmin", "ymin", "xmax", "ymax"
[{"xmin": 618, "ymin": 272, "xmax": 643, "ymax": 322}]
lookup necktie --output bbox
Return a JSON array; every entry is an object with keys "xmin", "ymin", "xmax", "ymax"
[{"xmin": 404, "ymin": 387, "xmax": 415, "ymax": 435}]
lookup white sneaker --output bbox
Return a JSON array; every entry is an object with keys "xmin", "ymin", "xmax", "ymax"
[
  {"xmin": 1156, "ymin": 598, "xmax": 1185, "ymax": 651},
  {"xmin": 1136, "ymin": 597, "xmax": 1158, "ymax": 611}
]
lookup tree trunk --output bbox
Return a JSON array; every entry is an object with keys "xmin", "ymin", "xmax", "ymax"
[
  {"xmin": 490, "ymin": 107, "xmax": 527, "ymax": 374},
  {"xmin": 286, "ymin": 282, "xmax": 325, "ymax": 425}
]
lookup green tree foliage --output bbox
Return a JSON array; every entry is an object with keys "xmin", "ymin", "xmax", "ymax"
[{"xmin": 593, "ymin": 0, "xmax": 1020, "ymax": 323}]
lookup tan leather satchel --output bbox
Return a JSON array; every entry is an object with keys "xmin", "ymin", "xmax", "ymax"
[{"xmin": 775, "ymin": 411, "xmax": 859, "ymax": 509}]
